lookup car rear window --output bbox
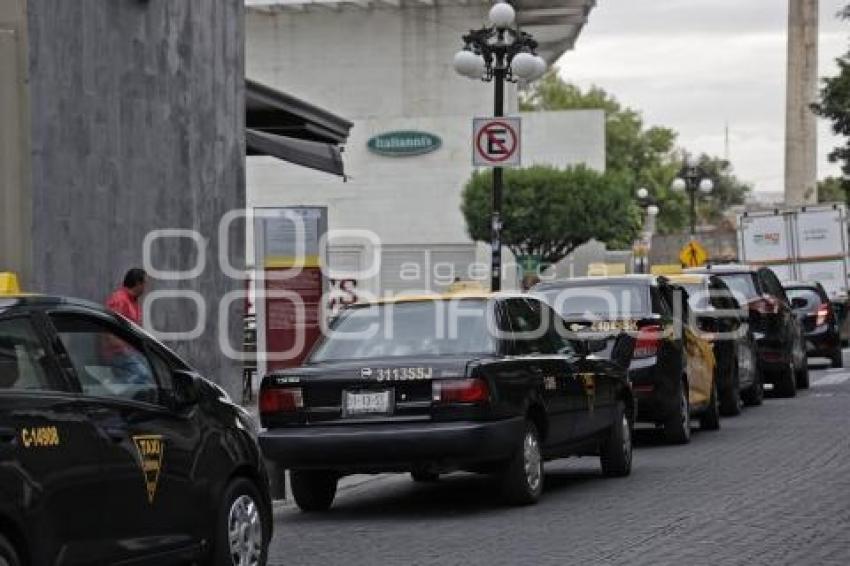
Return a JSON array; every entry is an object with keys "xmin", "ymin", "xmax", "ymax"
[
  {"xmin": 309, "ymin": 299, "xmax": 497, "ymax": 362},
  {"xmin": 785, "ymin": 288, "xmax": 822, "ymax": 312},
  {"xmin": 539, "ymin": 284, "xmax": 650, "ymax": 318},
  {"xmin": 716, "ymin": 274, "xmax": 758, "ymax": 301}
]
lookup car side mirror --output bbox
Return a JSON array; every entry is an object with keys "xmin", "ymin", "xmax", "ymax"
[
  {"xmin": 791, "ymin": 297, "xmax": 807, "ymax": 310},
  {"xmin": 171, "ymin": 370, "xmax": 201, "ymax": 409}
]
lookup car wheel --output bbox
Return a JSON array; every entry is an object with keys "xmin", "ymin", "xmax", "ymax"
[
  {"xmin": 741, "ymin": 368, "xmax": 764, "ymax": 407},
  {"xmin": 832, "ymin": 348, "xmax": 844, "ymax": 369},
  {"xmin": 410, "ymin": 470, "xmax": 440, "ymax": 483},
  {"xmin": 600, "ymin": 402, "xmax": 633, "ymax": 477},
  {"xmin": 700, "ymin": 379, "xmax": 721, "ymax": 431},
  {"xmin": 500, "ymin": 420, "xmax": 544, "ymax": 505},
  {"xmin": 213, "ymin": 478, "xmax": 269, "ymax": 566},
  {"xmin": 663, "ymin": 380, "xmax": 691, "ymax": 444},
  {"xmin": 795, "ymin": 346, "xmax": 810, "ymax": 389},
  {"xmin": 290, "ymin": 470, "xmax": 338, "ymax": 513},
  {"xmin": 720, "ymin": 361, "xmax": 743, "ymax": 417},
  {"xmin": 773, "ymin": 362, "xmax": 797, "ymax": 398}
]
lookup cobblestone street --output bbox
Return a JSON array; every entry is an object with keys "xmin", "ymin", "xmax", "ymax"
[{"xmin": 270, "ymin": 356, "xmax": 850, "ymax": 566}]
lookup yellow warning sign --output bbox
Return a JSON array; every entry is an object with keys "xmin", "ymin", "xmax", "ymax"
[
  {"xmin": 679, "ymin": 240, "xmax": 709, "ymax": 268},
  {"xmin": 133, "ymin": 435, "xmax": 164, "ymax": 504}
]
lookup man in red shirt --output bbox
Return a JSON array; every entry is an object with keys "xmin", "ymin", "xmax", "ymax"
[
  {"xmin": 105, "ymin": 268, "xmax": 150, "ymax": 384},
  {"xmin": 106, "ymin": 268, "xmax": 147, "ymax": 325}
]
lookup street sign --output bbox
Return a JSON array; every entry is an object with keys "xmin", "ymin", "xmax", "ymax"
[
  {"xmin": 679, "ymin": 240, "xmax": 709, "ymax": 268},
  {"xmin": 473, "ymin": 117, "xmax": 521, "ymax": 167}
]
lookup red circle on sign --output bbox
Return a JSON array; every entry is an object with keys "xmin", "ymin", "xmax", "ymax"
[{"xmin": 476, "ymin": 121, "xmax": 518, "ymax": 164}]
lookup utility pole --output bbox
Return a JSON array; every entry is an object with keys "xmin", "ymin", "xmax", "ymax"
[{"xmin": 785, "ymin": 0, "xmax": 819, "ymax": 206}]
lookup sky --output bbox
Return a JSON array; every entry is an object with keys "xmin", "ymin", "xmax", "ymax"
[{"xmin": 557, "ymin": 0, "xmax": 849, "ymax": 192}]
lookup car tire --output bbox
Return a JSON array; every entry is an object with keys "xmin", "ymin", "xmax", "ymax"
[
  {"xmin": 212, "ymin": 477, "xmax": 269, "ymax": 566},
  {"xmin": 773, "ymin": 362, "xmax": 797, "ymax": 398},
  {"xmin": 500, "ymin": 420, "xmax": 544, "ymax": 505},
  {"xmin": 290, "ymin": 470, "xmax": 338, "ymax": 513},
  {"xmin": 720, "ymin": 362, "xmax": 743, "ymax": 417},
  {"xmin": 700, "ymin": 379, "xmax": 721, "ymax": 431},
  {"xmin": 663, "ymin": 380, "xmax": 691, "ymax": 444},
  {"xmin": 832, "ymin": 348, "xmax": 844, "ymax": 369},
  {"xmin": 600, "ymin": 402, "xmax": 633, "ymax": 477},
  {"xmin": 410, "ymin": 470, "xmax": 440, "ymax": 483},
  {"xmin": 741, "ymin": 369, "xmax": 764, "ymax": 407},
  {"xmin": 0, "ymin": 535, "xmax": 20, "ymax": 566}
]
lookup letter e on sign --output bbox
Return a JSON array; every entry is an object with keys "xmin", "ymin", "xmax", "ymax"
[{"xmin": 473, "ymin": 117, "xmax": 521, "ymax": 167}]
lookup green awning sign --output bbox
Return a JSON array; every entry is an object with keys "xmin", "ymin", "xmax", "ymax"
[{"xmin": 367, "ymin": 131, "xmax": 442, "ymax": 157}]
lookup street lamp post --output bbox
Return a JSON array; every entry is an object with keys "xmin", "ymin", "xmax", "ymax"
[
  {"xmin": 634, "ymin": 187, "xmax": 660, "ymax": 274},
  {"xmin": 671, "ymin": 154, "xmax": 714, "ymax": 236},
  {"xmin": 454, "ymin": 3, "xmax": 547, "ymax": 292}
]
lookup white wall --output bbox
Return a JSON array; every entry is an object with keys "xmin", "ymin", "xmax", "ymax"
[{"xmin": 246, "ymin": 8, "xmax": 606, "ymax": 292}]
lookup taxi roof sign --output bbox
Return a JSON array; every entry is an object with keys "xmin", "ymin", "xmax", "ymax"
[{"xmin": 0, "ymin": 273, "xmax": 21, "ymax": 295}]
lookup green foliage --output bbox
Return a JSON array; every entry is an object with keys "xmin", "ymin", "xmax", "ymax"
[
  {"xmin": 520, "ymin": 71, "xmax": 751, "ymax": 234},
  {"xmin": 461, "ymin": 165, "xmax": 641, "ymax": 265},
  {"xmin": 818, "ymin": 176, "xmax": 850, "ymax": 204}
]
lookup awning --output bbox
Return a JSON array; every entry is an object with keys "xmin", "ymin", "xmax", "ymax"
[
  {"xmin": 246, "ymin": 79, "xmax": 353, "ymax": 178},
  {"xmin": 246, "ymin": 129, "xmax": 345, "ymax": 177}
]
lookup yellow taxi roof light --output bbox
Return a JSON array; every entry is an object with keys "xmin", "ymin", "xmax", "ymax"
[{"xmin": 0, "ymin": 272, "xmax": 22, "ymax": 295}]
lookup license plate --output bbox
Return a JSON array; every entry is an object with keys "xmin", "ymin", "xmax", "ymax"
[{"xmin": 344, "ymin": 390, "xmax": 392, "ymax": 416}]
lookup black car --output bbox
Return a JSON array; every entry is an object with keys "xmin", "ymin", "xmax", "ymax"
[
  {"xmin": 668, "ymin": 273, "xmax": 762, "ymax": 413},
  {"xmin": 784, "ymin": 281, "xmax": 844, "ymax": 368},
  {"xmin": 687, "ymin": 265, "xmax": 808, "ymax": 396},
  {"xmin": 534, "ymin": 275, "xmax": 721, "ymax": 445},
  {"xmin": 259, "ymin": 293, "xmax": 634, "ymax": 509},
  {"xmin": 0, "ymin": 295, "xmax": 272, "ymax": 566}
]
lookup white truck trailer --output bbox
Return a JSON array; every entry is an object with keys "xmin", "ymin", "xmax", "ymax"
[{"xmin": 738, "ymin": 203, "xmax": 850, "ymax": 299}]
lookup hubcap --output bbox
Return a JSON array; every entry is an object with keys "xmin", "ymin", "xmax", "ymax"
[
  {"xmin": 228, "ymin": 495, "xmax": 263, "ymax": 566},
  {"xmin": 680, "ymin": 388, "xmax": 690, "ymax": 437},
  {"xmin": 524, "ymin": 431, "xmax": 542, "ymax": 492}
]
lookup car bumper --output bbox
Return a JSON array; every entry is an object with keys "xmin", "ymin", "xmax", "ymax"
[
  {"xmin": 259, "ymin": 417, "xmax": 525, "ymax": 472},
  {"xmin": 629, "ymin": 358, "xmax": 678, "ymax": 424},
  {"xmin": 804, "ymin": 326, "xmax": 840, "ymax": 357}
]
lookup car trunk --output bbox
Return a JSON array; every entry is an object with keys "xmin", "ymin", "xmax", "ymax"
[{"xmin": 261, "ymin": 356, "xmax": 474, "ymax": 427}]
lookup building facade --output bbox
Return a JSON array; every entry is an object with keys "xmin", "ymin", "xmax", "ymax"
[{"xmin": 245, "ymin": 1, "xmax": 603, "ymax": 295}]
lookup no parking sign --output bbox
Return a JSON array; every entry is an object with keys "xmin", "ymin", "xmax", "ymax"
[{"xmin": 473, "ymin": 117, "xmax": 522, "ymax": 167}]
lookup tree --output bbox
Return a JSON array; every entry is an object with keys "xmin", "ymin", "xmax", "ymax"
[
  {"xmin": 461, "ymin": 165, "xmax": 641, "ymax": 266},
  {"xmin": 818, "ymin": 176, "xmax": 849, "ymax": 204},
  {"xmin": 520, "ymin": 72, "xmax": 751, "ymax": 234},
  {"xmin": 812, "ymin": 8, "xmax": 850, "ymax": 190}
]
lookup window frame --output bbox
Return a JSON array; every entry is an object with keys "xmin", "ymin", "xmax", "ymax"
[
  {"xmin": 0, "ymin": 312, "xmax": 69, "ymax": 393},
  {"xmin": 44, "ymin": 308, "xmax": 171, "ymax": 408}
]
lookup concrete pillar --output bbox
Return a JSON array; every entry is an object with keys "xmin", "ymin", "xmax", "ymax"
[
  {"xmin": 0, "ymin": 0, "xmax": 32, "ymax": 285},
  {"xmin": 785, "ymin": 0, "xmax": 819, "ymax": 206}
]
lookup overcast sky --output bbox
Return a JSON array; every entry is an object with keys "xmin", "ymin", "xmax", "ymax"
[{"xmin": 557, "ymin": 0, "xmax": 848, "ymax": 192}]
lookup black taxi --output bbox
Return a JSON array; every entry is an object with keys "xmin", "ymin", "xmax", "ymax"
[
  {"xmin": 0, "ymin": 293, "xmax": 272, "ymax": 566},
  {"xmin": 259, "ymin": 292, "xmax": 634, "ymax": 510},
  {"xmin": 534, "ymin": 276, "xmax": 720, "ymax": 444}
]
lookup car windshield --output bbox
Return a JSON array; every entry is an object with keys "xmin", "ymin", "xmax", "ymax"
[
  {"xmin": 539, "ymin": 284, "xmax": 649, "ymax": 318},
  {"xmin": 785, "ymin": 288, "xmax": 822, "ymax": 312},
  {"xmin": 680, "ymin": 283, "xmax": 710, "ymax": 310},
  {"xmin": 716, "ymin": 274, "xmax": 758, "ymax": 301},
  {"xmin": 309, "ymin": 299, "xmax": 497, "ymax": 362}
]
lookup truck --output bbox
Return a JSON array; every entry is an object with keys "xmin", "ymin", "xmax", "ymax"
[{"xmin": 738, "ymin": 203, "xmax": 850, "ymax": 343}]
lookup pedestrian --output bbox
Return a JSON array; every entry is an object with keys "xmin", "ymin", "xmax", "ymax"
[
  {"xmin": 106, "ymin": 268, "xmax": 147, "ymax": 325},
  {"xmin": 105, "ymin": 268, "xmax": 151, "ymax": 384}
]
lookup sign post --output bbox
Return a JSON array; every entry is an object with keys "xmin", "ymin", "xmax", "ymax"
[{"xmin": 473, "ymin": 114, "xmax": 522, "ymax": 292}]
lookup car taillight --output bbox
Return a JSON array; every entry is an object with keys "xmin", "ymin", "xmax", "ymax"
[
  {"xmin": 813, "ymin": 303, "xmax": 830, "ymax": 326},
  {"xmin": 634, "ymin": 324, "xmax": 662, "ymax": 359},
  {"xmin": 259, "ymin": 387, "xmax": 303, "ymax": 415},
  {"xmin": 749, "ymin": 295, "xmax": 780, "ymax": 315},
  {"xmin": 433, "ymin": 378, "xmax": 489, "ymax": 404}
]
